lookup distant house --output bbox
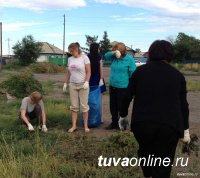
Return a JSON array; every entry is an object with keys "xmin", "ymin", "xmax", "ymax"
[
  {"xmin": 1, "ymin": 55, "xmax": 14, "ymax": 64},
  {"xmin": 38, "ymin": 42, "xmax": 66, "ymax": 65}
]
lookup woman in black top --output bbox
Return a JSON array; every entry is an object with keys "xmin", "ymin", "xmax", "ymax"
[{"xmin": 120, "ymin": 40, "xmax": 190, "ymax": 178}]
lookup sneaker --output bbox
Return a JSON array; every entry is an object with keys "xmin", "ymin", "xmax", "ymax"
[
  {"xmin": 42, "ymin": 125, "xmax": 48, "ymax": 132},
  {"xmin": 28, "ymin": 123, "xmax": 34, "ymax": 131}
]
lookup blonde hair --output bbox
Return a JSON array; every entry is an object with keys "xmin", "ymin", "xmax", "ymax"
[
  {"xmin": 30, "ymin": 91, "xmax": 42, "ymax": 104},
  {"xmin": 68, "ymin": 43, "xmax": 81, "ymax": 54},
  {"xmin": 112, "ymin": 42, "xmax": 127, "ymax": 58}
]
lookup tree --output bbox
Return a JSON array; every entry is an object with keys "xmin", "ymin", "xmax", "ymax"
[
  {"xmin": 100, "ymin": 31, "xmax": 111, "ymax": 54},
  {"xmin": 12, "ymin": 35, "xmax": 42, "ymax": 66},
  {"xmin": 85, "ymin": 35, "xmax": 98, "ymax": 48},
  {"xmin": 173, "ymin": 32, "xmax": 200, "ymax": 62}
]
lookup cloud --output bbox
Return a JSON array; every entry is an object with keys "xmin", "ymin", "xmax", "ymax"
[
  {"xmin": 111, "ymin": 11, "xmax": 200, "ymax": 33},
  {"xmin": 41, "ymin": 32, "xmax": 82, "ymax": 38},
  {"xmin": 42, "ymin": 33, "xmax": 62, "ymax": 38},
  {"xmin": 0, "ymin": 0, "xmax": 86, "ymax": 11},
  {"xmin": 95, "ymin": 0, "xmax": 200, "ymax": 15},
  {"xmin": 68, "ymin": 32, "xmax": 83, "ymax": 36},
  {"xmin": 3, "ymin": 22, "xmax": 46, "ymax": 32}
]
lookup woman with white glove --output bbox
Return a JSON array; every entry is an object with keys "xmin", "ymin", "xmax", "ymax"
[
  {"xmin": 105, "ymin": 42, "xmax": 136, "ymax": 130},
  {"xmin": 119, "ymin": 40, "xmax": 190, "ymax": 178},
  {"xmin": 64, "ymin": 42, "xmax": 91, "ymax": 133}
]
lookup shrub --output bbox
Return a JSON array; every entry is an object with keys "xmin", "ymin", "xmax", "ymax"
[
  {"xmin": 0, "ymin": 70, "xmax": 43, "ymax": 98},
  {"xmin": 30, "ymin": 62, "xmax": 65, "ymax": 73}
]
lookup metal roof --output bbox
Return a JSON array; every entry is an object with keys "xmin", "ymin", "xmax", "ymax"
[{"xmin": 40, "ymin": 42, "xmax": 63, "ymax": 54}]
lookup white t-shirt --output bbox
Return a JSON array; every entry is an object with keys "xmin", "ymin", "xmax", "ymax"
[
  {"xmin": 20, "ymin": 97, "xmax": 45, "ymax": 113},
  {"xmin": 68, "ymin": 54, "xmax": 90, "ymax": 83}
]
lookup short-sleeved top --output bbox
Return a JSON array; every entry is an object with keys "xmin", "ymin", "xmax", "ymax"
[
  {"xmin": 68, "ymin": 54, "xmax": 90, "ymax": 83},
  {"xmin": 20, "ymin": 97, "xmax": 45, "ymax": 113},
  {"xmin": 89, "ymin": 54, "xmax": 102, "ymax": 86}
]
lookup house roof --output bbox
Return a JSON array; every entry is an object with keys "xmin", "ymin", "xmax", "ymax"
[{"xmin": 40, "ymin": 42, "xmax": 63, "ymax": 54}]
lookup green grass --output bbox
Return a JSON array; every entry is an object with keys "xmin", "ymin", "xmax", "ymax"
[
  {"xmin": 0, "ymin": 95, "xmax": 199, "ymax": 178},
  {"xmin": 187, "ymin": 80, "xmax": 200, "ymax": 91},
  {"xmin": 0, "ymin": 65, "xmax": 200, "ymax": 178},
  {"xmin": 172, "ymin": 63, "xmax": 200, "ymax": 73},
  {"xmin": 0, "ymin": 95, "xmax": 142, "ymax": 177}
]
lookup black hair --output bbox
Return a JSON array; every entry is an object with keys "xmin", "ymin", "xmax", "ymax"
[
  {"xmin": 89, "ymin": 43, "xmax": 100, "ymax": 75},
  {"xmin": 148, "ymin": 40, "xmax": 174, "ymax": 62}
]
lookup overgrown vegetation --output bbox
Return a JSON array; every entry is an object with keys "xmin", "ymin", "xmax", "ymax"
[
  {"xmin": 187, "ymin": 80, "xmax": 200, "ymax": 91},
  {"xmin": 30, "ymin": 62, "xmax": 65, "ymax": 73},
  {"xmin": 0, "ymin": 70, "xmax": 43, "ymax": 98},
  {"xmin": 0, "ymin": 95, "xmax": 199, "ymax": 178},
  {"xmin": 173, "ymin": 63, "xmax": 200, "ymax": 73}
]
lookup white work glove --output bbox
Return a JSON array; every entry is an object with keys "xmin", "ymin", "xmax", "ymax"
[
  {"xmin": 42, "ymin": 124, "xmax": 48, "ymax": 132},
  {"xmin": 99, "ymin": 79, "xmax": 104, "ymax": 87},
  {"xmin": 63, "ymin": 83, "xmax": 67, "ymax": 92},
  {"xmin": 118, "ymin": 116, "xmax": 129, "ymax": 131},
  {"xmin": 182, "ymin": 129, "xmax": 191, "ymax": 144},
  {"xmin": 83, "ymin": 81, "xmax": 89, "ymax": 89},
  {"xmin": 28, "ymin": 123, "xmax": 34, "ymax": 131},
  {"xmin": 114, "ymin": 50, "xmax": 121, "ymax": 58}
]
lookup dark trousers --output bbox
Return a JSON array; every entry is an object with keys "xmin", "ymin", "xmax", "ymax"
[
  {"xmin": 109, "ymin": 86, "xmax": 127, "ymax": 127},
  {"xmin": 19, "ymin": 104, "xmax": 42, "ymax": 125},
  {"xmin": 132, "ymin": 122, "xmax": 179, "ymax": 178}
]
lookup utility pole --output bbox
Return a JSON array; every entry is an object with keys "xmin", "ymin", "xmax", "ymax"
[
  {"xmin": 5, "ymin": 38, "xmax": 12, "ymax": 64},
  {"xmin": 5, "ymin": 38, "xmax": 12, "ymax": 57},
  {"xmin": 63, "ymin": 14, "xmax": 66, "ymax": 65}
]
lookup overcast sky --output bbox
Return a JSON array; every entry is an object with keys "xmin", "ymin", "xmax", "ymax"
[{"xmin": 1, "ymin": 0, "xmax": 200, "ymax": 55}]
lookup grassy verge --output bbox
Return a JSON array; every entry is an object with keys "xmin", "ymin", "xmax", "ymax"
[
  {"xmin": 187, "ymin": 80, "xmax": 200, "ymax": 91},
  {"xmin": 172, "ymin": 63, "xmax": 200, "ymax": 73},
  {"xmin": 0, "ymin": 95, "xmax": 199, "ymax": 178}
]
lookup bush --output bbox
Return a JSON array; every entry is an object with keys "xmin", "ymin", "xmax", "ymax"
[
  {"xmin": 173, "ymin": 63, "xmax": 200, "ymax": 72},
  {"xmin": 30, "ymin": 62, "xmax": 65, "ymax": 73},
  {"xmin": 0, "ymin": 70, "xmax": 43, "ymax": 98}
]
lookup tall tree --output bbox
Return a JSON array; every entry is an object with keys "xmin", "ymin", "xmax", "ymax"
[
  {"xmin": 173, "ymin": 33, "xmax": 200, "ymax": 61},
  {"xmin": 100, "ymin": 31, "xmax": 111, "ymax": 54},
  {"xmin": 85, "ymin": 35, "xmax": 98, "ymax": 48},
  {"xmin": 12, "ymin": 35, "xmax": 42, "ymax": 66}
]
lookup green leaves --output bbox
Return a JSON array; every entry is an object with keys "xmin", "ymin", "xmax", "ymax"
[
  {"xmin": 12, "ymin": 35, "xmax": 42, "ymax": 66},
  {"xmin": 0, "ymin": 70, "xmax": 43, "ymax": 98}
]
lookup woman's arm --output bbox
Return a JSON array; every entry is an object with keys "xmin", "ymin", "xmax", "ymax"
[
  {"xmin": 64, "ymin": 69, "xmax": 70, "ymax": 83},
  {"xmin": 105, "ymin": 51, "xmax": 115, "ymax": 61},
  {"xmin": 85, "ymin": 63, "xmax": 91, "ymax": 82}
]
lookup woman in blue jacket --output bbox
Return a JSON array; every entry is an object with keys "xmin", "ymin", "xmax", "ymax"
[{"xmin": 105, "ymin": 42, "xmax": 136, "ymax": 129}]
